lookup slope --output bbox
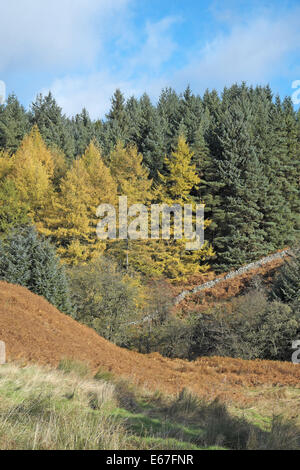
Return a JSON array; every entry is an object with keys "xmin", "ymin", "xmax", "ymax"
[{"xmin": 0, "ymin": 281, "xmax": 300, "ymax": 404}]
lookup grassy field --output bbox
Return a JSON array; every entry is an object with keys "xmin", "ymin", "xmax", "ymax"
[{"xmin": 0, "ymin": 360, "xmax": 299, "ymax": 450}]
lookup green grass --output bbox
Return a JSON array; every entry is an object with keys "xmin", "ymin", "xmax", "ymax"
[{"xmin": 0, "ymin": 361, "xmax": 299, "ymax": 450}]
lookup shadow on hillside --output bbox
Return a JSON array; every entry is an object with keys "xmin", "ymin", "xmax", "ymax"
[{"xmin": 112, "ymin": 386, "xmax": 300, "ymax": 450}]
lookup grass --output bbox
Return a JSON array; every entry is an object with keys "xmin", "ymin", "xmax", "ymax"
[{"xmin": 0, "ymin": 360, "xmax": 299, "ymax": 450}]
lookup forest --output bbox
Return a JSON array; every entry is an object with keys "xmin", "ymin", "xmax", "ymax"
[{"xmin": 0, "ymin": 83, "xmax": 299, "ymax": 362}]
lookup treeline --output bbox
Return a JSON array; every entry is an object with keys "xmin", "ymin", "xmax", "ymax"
[{"xmin": 0, "ymin": 83, "xmax": 299, "ymax": 274}]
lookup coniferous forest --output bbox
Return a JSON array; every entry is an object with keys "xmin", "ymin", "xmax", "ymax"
[
  {"xmin": 0, "ymin": 83, "xmax": 299, "ymax": 361},
  {"xmin": 2, "ymin": 0, "xmax": 300, "ymax": 452},
  {"xmin": 0, "ymin": 84, "xmax": 299, "ymax": 272}
]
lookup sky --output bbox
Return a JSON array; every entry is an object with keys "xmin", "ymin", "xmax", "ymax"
[{"xmin": 0, "ymin": 0, "xmax": 299, "ymax": 119}]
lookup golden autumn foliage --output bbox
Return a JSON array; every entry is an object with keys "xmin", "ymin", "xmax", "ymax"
[
  {"xmin": 149, "ymin": 136, "xmax": 214, "ymax": 280},
  {"xmin": 9, "ymin": 126, "xmax": 55, "ymax": 223},
  {"xmin": 109, "ymin": 141, "xmax": 152, "ymax": 204},
  {"xmin": 0, "ymin": 150, "xmax": 14, "ymax": 180},
  {"xmin": 0, "ymin": 130, "xmax": 214, "ymax": 279},
  {"xmin": 43, "ymin": 141, "xmax": 117, "ymax": 264},
  {"xmin": 156, "ymin": 135, "xmax": 200, "ymax": 203},
  {"xmin": 107, "ymin": 137, "xmax": 214, "ymax": 280}
]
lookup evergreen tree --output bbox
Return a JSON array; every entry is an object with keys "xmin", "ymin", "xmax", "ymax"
[
  {"xmin": 179, "ymin": 86, "xmax": 203, "ymax": 145},
  {"xmin": 251, "ymin": 89, "xmax": 293, "ymax": 250},
  {"xmin": 136, "ymin": 94, "xmax": 166, "ymax": 179},
  {"xmin": 157, "ymin": 87, "xmax": 181, "ymax": 154},
  {"xmin": 30, "ymin": 92, "xmax": 75, "ymax": 160},
  {"xmin": 0, "ymin": 94, "xmax": 30, "ymax": 153},
  {"xmin": 281, "ymin": 97, "xmax": 300, "ymax": 235},
  {"xmin": 270, "ymin": 247, "xmax": 300, "ymax": 304},
  {"xmin": 104, "ymin": 89, "xmax": 130, "ymax": 151},
  {"xmin": 72, "ymin": 108, "xmax": 95, "ymax": 157},
  {"xmin": 212, "ymin": 88, "xmax": 268, "ymax": 270},
  {"xmin": 0, "ymin": 225, "xmax": 73, "ymax": 314}
]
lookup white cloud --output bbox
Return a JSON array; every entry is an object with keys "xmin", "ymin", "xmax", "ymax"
[
  {"xmin": 0, "ymin": 0, "xmax": 130, "ymax": 73},
  {"xmin": 8, "ymin": 2, "xmax": 299, "ymax": 119},
  {"xmin": 44, "ymin": 71, "xmax": 168, "ymax": 119},
  {"xmin": 129, "ymin": 16, "xmax": 181, "ymax": 70},
  {"xmin": 40, "ymin": 15, "xmax": 180, "ymax": 118},
  {"xmin": 174, "ymin": 12, "xmax": 300, "ymax": 91}
]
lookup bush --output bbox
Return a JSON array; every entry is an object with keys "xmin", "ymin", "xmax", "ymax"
[
  {"xmin": 0, "ymin": 225, "xmax": 73, "ymax": 314},
  {"xmin": 58, "ymin": 359, "xmax": 91, "ymax": 378},
  {"xmin": 258, "ymin": 301, "xmax": 299, "ymax": 361},
  {"xmin": 69, "ymin": 257, "xmax": 145, "ymax": 345},
  {"xmin": 188, "ymin": 290, "xmax": 300, "ymax": 361},
  {"xmin": 270, "ymin": 247, "xmax": 300, "ymax": 304}
]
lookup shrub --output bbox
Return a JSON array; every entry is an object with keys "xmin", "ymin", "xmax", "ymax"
[
  {"xmin": 258, "ymin": 301, "xmax": 299, "ymax": 361},
  {"xmin": 58, "ymin": 359, "xmax": 91, "ymax": 378},
  {"xmin": 270, "ymin": 247, "xmax": 300, "ymax": 304},
  {"xmin": 188, "ymin": 290, "xmax": 299, "ymax": 361},
  {"xmin": 69, "ymin": 257, "xmax": 145, "ymax": 345}
]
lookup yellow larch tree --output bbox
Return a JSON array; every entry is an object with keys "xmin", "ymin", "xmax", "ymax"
[
  {"xmin": 152, "ymin": 135, "xmax": 214, "ymax": 280},
  {"xmin": 109, "ymin": 141, "xmax": 152, "ymax": 205},
  {"xmin": 9, "ymin": 126, "xmax": 55, "ymax": 226},
  {"xmin": 43, "ymin": 141, "xmax": 117, "ymax": 265},
  {"xmin": 107, "ymin": 142, "xmax": 154, "ymax": 270}
]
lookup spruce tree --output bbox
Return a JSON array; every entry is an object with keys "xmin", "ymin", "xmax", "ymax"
[
  {"xmin": 0, "ymin": 94, "xmax": 30, "ymax": 154},
  {"xmin": 30, "ymin": 92, "xmax": 75, "ymax": 160},
  {"xmin": 137, "ymin": 94, "xmax": 166, "ymax": 179},
  {"xmin": 157, "ymin": 87, "xmax": 181, "ymax": 154},
  {"xmin": 105, "ymin": 89, "xmax": 130, "ymax": 150},
  {"xmin": 212, "ymin": 88, "xmax": 268, "ymax": 270},
  {"xmin": 0, "ymin": 226, "xmax": 73, "ymax": 314},
  {"xmin": 72, "ymin": 108, "xmax": 95, "ymax": 157},
  {"xmin": 270, "ymin": 247, "xmax": 300, "ymax": 304},
  {"xmin": 252, "ymin": 90, "xmax": 293, "ymax": 250}
]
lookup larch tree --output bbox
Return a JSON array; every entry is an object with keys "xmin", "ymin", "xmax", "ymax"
[
  {"xmin": 43, "ymin": 141, "xmax": 117, "ymax": 265},
  {"xmin": 9, "ymin": 126, "xmax": 55, "ymax": 226},
  {"xmin": 108, "ymin": 141, "xmax": 153, "ymax": 271},
  {"xmin": 152, "ymin": 135, "xmax": 214, "ymax": 280}
]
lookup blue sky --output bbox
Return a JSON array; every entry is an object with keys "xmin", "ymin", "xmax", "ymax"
[{"xmin": 1, "ymin": 0, "xmax": 299, "ymax": 118}]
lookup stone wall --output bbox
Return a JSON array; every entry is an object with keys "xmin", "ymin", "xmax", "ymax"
[{"xmin": 174, "ymin": 249, "xmax": 291, "ymax": 305}]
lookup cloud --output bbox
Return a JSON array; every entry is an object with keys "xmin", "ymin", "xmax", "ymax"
[
  {"xmin": 0, "ymin": 0, "xmax": 130, "ymax": 73},
  {"xmin": 129, "ymin": 16, "xmax": 181, "ymax": 70},
  {"xmin": 174, "ymin": 11, "xmax": 300, "ymax": 91},
  {"xmin": 41, "ymin": 15, "xmax": 180, "ymax": 118},
  {"xmin": 44, "ymin": 71, "xmax": 168, "ymax": 119},
  {"xmin": 5, "ymin": 1, "xmax": 299, "ymax": 118},
  {"xmin": 48, "ymin": 9, "xmax": 300, "ymax": 118}
]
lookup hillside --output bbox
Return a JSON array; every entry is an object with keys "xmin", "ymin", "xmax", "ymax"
[
  {"xmin": 173, "ymin": 249, "xmax": 289, "ymax": 312},
  {"xmin": 1, "ymin": 280, "xmax": 300, "ymax": 405}
]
